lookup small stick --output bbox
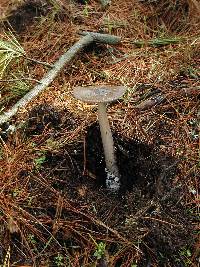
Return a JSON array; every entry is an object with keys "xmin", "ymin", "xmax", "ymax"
[
  {"xmin": 142, "ymin": 216, "xmax": 184, "ymax": 228},
  {"xmin": 135, "ymin": 95, "xmax": 165, "ymax": 111},
  {"xmin": 135, "ymin": 87, "xmax": 200, "ymax": 111},
  {"xmin": 79, "ymin": 31, "xmax": 121, "ymax": 45},
  {"xmin": 82, "ymin": 136, "xmax": 87, "ymax": 176},
  {"xmin": 24, "ymin": 56, "xmax": 53, "ymax": 68},
  {"xmin": 0, "ymin": 78, "xmax": 41, "ymax": 83}
]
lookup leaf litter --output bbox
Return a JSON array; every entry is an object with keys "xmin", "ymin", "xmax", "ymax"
[{"xmin": 0, "ymin": 0, "xmax": 199, "ymax": 266}]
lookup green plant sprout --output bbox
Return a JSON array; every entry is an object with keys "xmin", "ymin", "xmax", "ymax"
[
  {"xmin": 83, "ymin": 3, "xmax": 89, "ymax": 17},
  {"xmin": 34, "ymin": 153, "xmax": 46, "ymax": 169},
  {"xmin": 12, "ymin": 188, "xmax": 21, "ymax": 198},
  {"xmin": 28, "ymin": 234, "xmax": 37, "ymax": 245},
  {"xmin": 93, "ymin": 242, "xmax": 106, "ymax": 260},
  {"xmin": 178, "ymin": 246, "xmax": 192, "ymax": 266},
  {"xmin": 54, "ymin": 253, "xmax": 65, "ymax": 267},
  {"xmin": 89, "ymin": 234, "xmax": 107, "ymax": 260}
]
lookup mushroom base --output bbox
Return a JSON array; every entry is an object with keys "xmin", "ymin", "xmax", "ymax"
[{"xmin": 105, "ymin": 169, "xmax": 120, "ymax": 192}]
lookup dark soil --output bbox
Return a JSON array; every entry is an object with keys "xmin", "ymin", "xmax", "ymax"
[
  {"xmin": 18, "ymin": 104, "xmax": 195, "ymax": 266},
  {"xmin": 26, "ymin": 103, "xmax": 62, "ymax": 135},
  {"xmin": 2, "ymin": 0, "xmax": 49, "ymax": 33},
  {"xmin": 2, "ymin": 0, "xmax": 68, "ymax": 33}
]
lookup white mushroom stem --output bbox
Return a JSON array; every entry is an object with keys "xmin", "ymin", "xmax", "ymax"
[{"xmin": 97, "ymin": 102, "xmax": 120, "ymax": 178}]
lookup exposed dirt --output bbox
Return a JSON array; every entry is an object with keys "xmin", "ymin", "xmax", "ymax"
[
  {"xmin": 8, "ymin": 103, "xmax": 192, "ymax": 266},
  {"xmin": 1, "ymin": 0, "xmax": 68, "ymax": 33}
]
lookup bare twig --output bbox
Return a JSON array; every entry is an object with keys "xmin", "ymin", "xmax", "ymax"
[
  {"xmin": 25, "ymin": 56, "xmax": 53, "ymax": 68},
  {"xmin": 0, "ymin": 78, "xmax": 41, "ymax": 83},
  {"xmin": 142, "ymin": 216, "xmax": 184, "ymax": 228},
  {"xmin": 135, "ymin": 87, "xmax": 199, "ymax": 111},
  {"xmin": 135, "ymin": 95, "xmax": 165, "ymax": 111},
  {"xmin": 79, "ymin": 31, "xmax": 121, "ymax": 45}
]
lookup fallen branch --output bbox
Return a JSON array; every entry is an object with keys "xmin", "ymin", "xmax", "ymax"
[
  {"xmin": 0, "ymin": 78, "xmax": 41, "ymax": 83},
  {"xmin": 135, "ymin": 95, "xmax": 165, "ymax": 111},
  {"xmin": 24, "ymin": 56, "xmax": 53, "ymax": 68},
  {"xmin": 0, "ymin": 32, "xmax": 121, "ymax": 125},
  {"xmin": 135, "ymin": 87, "xmax": 199, "ymax": 111},
  {"xmin": 79, "ymin": 31, "xmax": 121, "ymax": 45}
]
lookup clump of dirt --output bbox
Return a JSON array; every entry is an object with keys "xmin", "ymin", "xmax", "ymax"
[
  {"xmin": 2, "ymin": 0, "xmax": 49, "ymax": 32},
  {"xmin": 25, "ymin": 103, "xmax": 77, "ymax": 136},
  {"xmin": 2, "ymin": 0, "xmax": 68, "ymax": 33},
  {"xmin": 25, "ymin": 103, "xmax": 61, "ymax": 135}
]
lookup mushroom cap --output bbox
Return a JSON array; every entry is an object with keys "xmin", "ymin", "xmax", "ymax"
[{"xmin": 73, "ymin": 85, "xmax": 126, "ymax": 103}]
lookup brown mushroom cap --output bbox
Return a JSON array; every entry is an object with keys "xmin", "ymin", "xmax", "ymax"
[{"xmin": 73, "ymin": 85, "xmax": 126, "ymax": 103}]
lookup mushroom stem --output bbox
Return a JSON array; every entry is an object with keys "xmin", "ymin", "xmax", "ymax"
[
  {"xmin": 73, "ymin": 84, "xmax": 126, "ymax": 191},
  {"xmin": 97, "ymin": 102, "xmax": 120, "ymax": 178}
]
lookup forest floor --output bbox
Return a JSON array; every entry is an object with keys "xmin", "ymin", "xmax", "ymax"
[{"xmin": 0, "ymin": 0, "xmax": 199, "ymax": 266}]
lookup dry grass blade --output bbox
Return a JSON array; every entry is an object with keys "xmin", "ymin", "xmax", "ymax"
[{"xmin": 0, "ymin": 30, "xmax": 25, "ymax": 78}]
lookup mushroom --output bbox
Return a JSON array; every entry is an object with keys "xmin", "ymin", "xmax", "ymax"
[{"xmin": 73, "ymin": 85, "xmax": 126, "ymax": 191}]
